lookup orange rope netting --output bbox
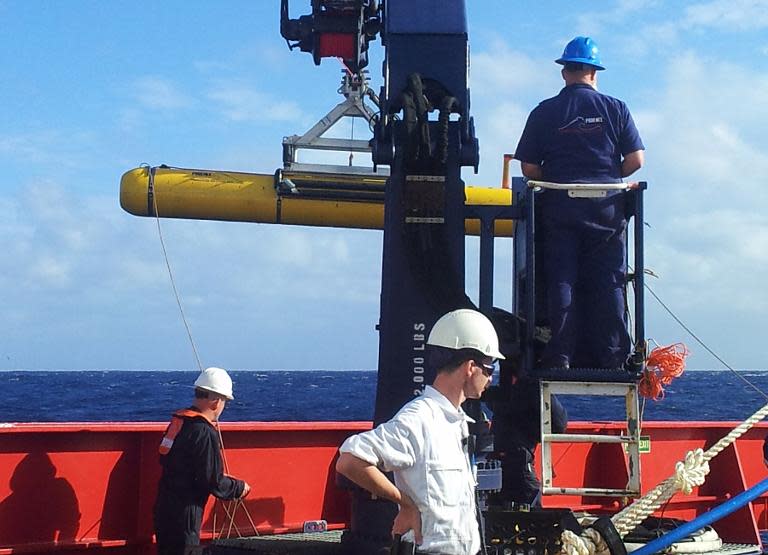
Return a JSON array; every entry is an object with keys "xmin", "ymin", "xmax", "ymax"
[{"xmin": 639, "ymin": 343, "xmax": 690, "ymax": 401}]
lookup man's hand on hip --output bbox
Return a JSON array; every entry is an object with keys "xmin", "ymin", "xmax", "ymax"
[{"xmin": 392, "ymin": 493, "xmax": 423, "ymax": 546}]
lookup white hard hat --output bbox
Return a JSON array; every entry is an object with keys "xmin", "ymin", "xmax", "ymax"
[
  {"xmin": 194, "ymin": 367, "xmax": 234, "ymax": 400},
  {"xmin": 427, "ymin": 309, "xmax": 505, "ymax": 360}
]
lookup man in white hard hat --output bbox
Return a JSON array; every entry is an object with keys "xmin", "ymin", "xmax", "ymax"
[
  {"xmin": 153, "ymin": 367, "xmax": 251, "ymax": 555},
  {"xmin": 336, "ymin": 309, "xmax": 504, "ymax": 555}
]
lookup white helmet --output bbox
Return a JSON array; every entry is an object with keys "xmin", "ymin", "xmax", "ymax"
[
  {"xmin": 194, "ymin": 367, "xmax": 234, "ymax": 400},
  {"xmin": 427, "ymin": 309, "xmax": 505, "ymax": 360}
]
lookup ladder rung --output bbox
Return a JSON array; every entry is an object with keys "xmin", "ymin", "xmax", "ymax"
[
  {"xmin": 543, "ymin": 487, "xmax": 639, "ymax": 497},
  {"xmin": 543, "ymin": 433, "xmax": 635, "ymax": 444},
  {"xmin": 531, "ymin": 367, "xmax": 640, "ymax": 383},
  {"xmin": 542, "ymin": 381, "xmax": 637, "ymax": 397}
]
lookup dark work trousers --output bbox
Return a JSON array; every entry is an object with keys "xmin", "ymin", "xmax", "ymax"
[
  {"xmin": 154, "ymin": 496, "xmax": 206, "ymax": 555},
  {"xmin": 540, "ymin": 190, "xmax": 630, "ymax": 369},
  {"xmin": 156, "ymin": 540, "xmax": 206, "ymax": 555},
  {"xmin": 501, "ymin": 445, "xmax": 542, "ymax": 507},
  {"xmin": 157, "ymin": 546, "xmax": 206, "ymax": 555}
]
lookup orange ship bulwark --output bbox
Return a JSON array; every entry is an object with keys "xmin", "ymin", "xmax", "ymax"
[{"xmin": 1, "ymin": 421, "xmax": 766, "ymax": 554}]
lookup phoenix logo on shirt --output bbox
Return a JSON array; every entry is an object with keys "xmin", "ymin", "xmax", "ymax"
[{"xmin": 558, "ymin": 116, "xmax": 604, "ymax": 134}]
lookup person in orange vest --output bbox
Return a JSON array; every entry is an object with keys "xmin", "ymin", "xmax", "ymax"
[{"xmin": 153, "ymin": 367, "xmax": 250, "ymax": 555}]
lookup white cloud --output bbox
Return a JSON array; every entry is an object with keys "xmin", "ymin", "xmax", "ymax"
[
  {"xmin": 1, "ymin": 184, "xmax": 151, "ymax": 291},
  {"xmin": 684, "ymin": 0, "xmax": 768, "ymax": 30},
  {"xmin": 648, "ymin": 209, "xmax": 768, "ymax": 314},
  {"xmin": 0, "ymin": 179, "xmax": 382, "ymax": 369},
  {"xmin": 0, "ymin": 130, "xmax": 98, "ymax": 170},
  {"xmin": 194, "ymin": 41, "xmax": 294, "ymax": 76},
  {"xmin": 30, "ymin": 255, "xmax": 72, "ymax": 288},
  {"xmin": 193, "ymin": 59, "xmax": 233, "ymax": 74},
  {"xmin": 619, "ymin": 22, "xmax": 679, "ymax": 60},
  {"xmin": 134, "ymin": 76, "xmax": 194, "ymax": 110},
  {"xmin": 207, "ymin": 84, "xmax": 304, "ymax": 123},
  {"xmin": 472, "ymin": 40, "xmax": 555, "ymax": 97},
  {"xmin": 575, "ymin": 0, "xmax": 768, "ymax": 35},
  {"xmin": 116, "ymin": 107, "xmax": 143, "ymax": 133},
  {"xmin": 0, "ymin": 135, "xmax": 42, "ymax": 159},
  {"xmin": 575, "ymin": 0, "xmax": 662, "ymax": 34},
  {"xmin": 640, "ymin": 51, "xmax": 768, "ymax": 196},
  {"xmin": 575, "ymin": 2, "xmax": 768, "ymax": 68}
]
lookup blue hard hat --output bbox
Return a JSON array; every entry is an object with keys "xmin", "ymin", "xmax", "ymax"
[{"xmin": 556, "ymin": 36, "xmax": 605, "ymax": 71}]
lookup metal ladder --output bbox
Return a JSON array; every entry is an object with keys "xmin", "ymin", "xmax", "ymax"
[{"xmin": 540, "ymin": 379, "xmax": 641, "ymax": 497}]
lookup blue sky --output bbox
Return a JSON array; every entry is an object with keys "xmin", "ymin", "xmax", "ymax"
[{"xmin": 1, "ymin": 1, "xmax": 767, "ymax": 371}]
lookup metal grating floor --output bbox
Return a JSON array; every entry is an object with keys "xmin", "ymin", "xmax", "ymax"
[
  {"xmin": 212, "ymin": 535, "xmax": 762, "ymax": 555},
  {"xmin": 211, "ymin": 531, "xmax": 345, "ymax": 554}
]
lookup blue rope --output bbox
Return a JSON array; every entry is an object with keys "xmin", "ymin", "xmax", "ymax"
[{"xmin": 631, "ymin": 476, "xmax": 768, "ymax": 555}]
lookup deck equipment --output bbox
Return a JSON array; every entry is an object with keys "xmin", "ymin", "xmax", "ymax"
[{"xmin": 112, "ymin": 1, "xmax": 767, "ymax": 554}]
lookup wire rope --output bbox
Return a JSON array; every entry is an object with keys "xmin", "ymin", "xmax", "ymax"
[
  {"xmin": 150, "ymin": 175, "xmax": 204, "ymax": 372},
  {"xmin": 644, "ymin": 280, "xmax": 768, "ymax": 401}
]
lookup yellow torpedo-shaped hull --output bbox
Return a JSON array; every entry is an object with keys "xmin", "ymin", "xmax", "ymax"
[{"xmin": 120, "ymin": 166, "xmax": 515, "ymax": 236}]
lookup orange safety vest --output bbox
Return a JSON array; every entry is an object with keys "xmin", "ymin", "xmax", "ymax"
[{"xmin": 158, "ymin": 409, "xmax": 214, "ymax": 455}]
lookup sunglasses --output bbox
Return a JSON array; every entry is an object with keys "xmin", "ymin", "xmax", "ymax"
[{"xmin": 474, "ymin": 360, "xmax": 496, "ymax": 378}]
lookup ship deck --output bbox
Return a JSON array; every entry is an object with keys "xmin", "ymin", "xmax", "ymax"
[{"xmin": 211, "ymin": 533, "xmax": 763, "ymax": 555}]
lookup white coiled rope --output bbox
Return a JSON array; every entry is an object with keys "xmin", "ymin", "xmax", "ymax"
[
  {"xmin": 561, "ymin": 528, "xmax": 609, "ymax": 555},
  {"xmin": 560, "ymin": 401, "xmax": 768, "ymax": 555}
]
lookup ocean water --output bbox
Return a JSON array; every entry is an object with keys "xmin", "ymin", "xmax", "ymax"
[{"xmin": 3, "ymin": 369, "xmax": 768, "ymax": 423}]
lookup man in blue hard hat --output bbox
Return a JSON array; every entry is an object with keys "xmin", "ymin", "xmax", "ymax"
[{"xmin": 514, "ymin": 36, "xmax": 645, "ymax": 370}]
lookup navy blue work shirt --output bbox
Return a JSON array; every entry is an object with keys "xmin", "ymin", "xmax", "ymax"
[{"xmin": 515, "ymin": 83, "xmax": 644, "ymax": 184}]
